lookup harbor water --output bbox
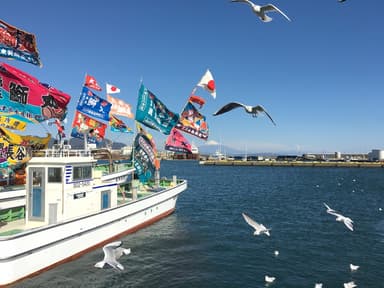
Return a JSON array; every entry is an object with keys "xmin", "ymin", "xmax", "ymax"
[{"xmin": 15, "ymin": 160, "xmax": 384, "ymax": 287}]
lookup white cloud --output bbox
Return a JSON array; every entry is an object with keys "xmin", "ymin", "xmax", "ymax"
[{"xmin": 206, "ymin": 140, "xmax": 219, "ymax": 145}]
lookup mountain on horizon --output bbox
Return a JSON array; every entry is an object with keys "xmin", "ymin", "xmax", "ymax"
[
  {"xmin": 197, "ymin": 143, "xmax": 283, "ymax": 156},
  {"xmin": 197, "ymin": 143, "xmax": 242, "ymax": 156}
]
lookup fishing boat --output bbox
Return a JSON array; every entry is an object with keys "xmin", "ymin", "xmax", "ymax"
[
  {"xmin": 0, "ymin": 142, "xmax": 187, "ymax": 286},
  {"xmin": 0, "ymin": 68, "xmax": 188, "ymax": 286},
  {"xmin": 0, "ymin": 24, "xmax": 213, "ymax": 285}
]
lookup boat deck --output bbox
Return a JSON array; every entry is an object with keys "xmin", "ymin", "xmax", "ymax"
[{"xmin": 0, "ymin": 188, "xmax": 159, "ymax": 237}]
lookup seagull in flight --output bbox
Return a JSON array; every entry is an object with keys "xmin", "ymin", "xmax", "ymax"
[
  {"xmin": 94, "ymin": 241, "xmax": 131, "ymax": 271},
  {"xmin": 230, "ymin": 0, "xmax": 291, "ymax": 22},
  {"xmin": 324, "ymin": 203, "xmax": 354, "ymax": 231},
  {"xmin": 350, "ymin": 263, "xmax": 360, "ymax": 271},
  {"xmin": 344, "ymin": 281, "xmax": 357, "ymax": 288},
  {"xmin": 242, "ymin": 212, "xmax": 271, "ymax": 236},
  {"xmin": 213, "ymin": 102, "xmax": 276, "ymax": 125}
]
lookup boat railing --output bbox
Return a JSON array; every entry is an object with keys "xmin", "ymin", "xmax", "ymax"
[{"xmin": 32, "ymin": 147, "xmax": 93, "ymax": 158}]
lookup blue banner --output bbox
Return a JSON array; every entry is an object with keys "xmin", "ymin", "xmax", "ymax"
[
  {"xmin": 133, "ymin": 133, "xmax": 156, "ymax": 183},
  {"xmin": 135, "ymin": 84, "xmax": 179, "ymax": 135},
  {"xmin": 76, "ymin": 86, "xmax": 111, "ymax": 122}
]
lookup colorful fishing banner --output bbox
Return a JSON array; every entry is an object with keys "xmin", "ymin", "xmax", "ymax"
[
  {"xmin": 165, "ymin": 128, "xmax": 192, "ymax": 154},
  {"xmin": 110, "ymin": 114, "xmax": 133, "ymax": 133},
  {"xmin": 84, "ymin": 74, "xmax": 102, "ymax": 91},
  {"xmin": 0, "ymin": 19, "xmax": 42, "ymax": 66},
  {"xmin": 71, "ymin": 110, "xmax": 107, "ymax": 144},
  {"xmin": 0, "ymin": 62, "xmax": 71, "ymax": 123},
  {"xmin": 133, "ymin": 125, "xmax": 159, "ymax": 183},
  {"xmin": 176, "ymin": 101, "xmax": 209, "ymax": 140},
  {"xmin": 0, "ymin": 126, "xmax": 50, "ymax": 166},
  {"xmin": 135, "ymin": 84, "xmax": 179, "ymax": 135},
  {"xmin": 0, "ymin": 115, "xmax": 26, "ymax": 131},
  {"xmin": 107, "ymin": 94, "xmax": 134, "ymax": 119},
  {"xmin": 76, "ymin": 86, "xmax": 111, "ymax": 122}
]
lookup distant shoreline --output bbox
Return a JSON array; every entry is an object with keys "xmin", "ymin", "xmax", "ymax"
[{"xmin": 198, "ymin": 160, "xmax": 384, "ymax": 168}]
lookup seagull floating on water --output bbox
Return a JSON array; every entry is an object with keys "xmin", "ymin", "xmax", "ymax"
[
  {"xmin": 274, "ymin": 250, "xmax": 279, "ymax": 256},
  {"xmin": 314, "ymin": 284, "xmax": 323, "ymax": 288},
  {"xmin": 94, "ymin": 241, "xmax": 131, "ymax": 271},
  {"xmin": 230, "ymin": 0, "xmax": 291, "ymax": 22},
  {"xmin": 350, "ymin": 263, "xmax": 360, "ymax": 271},
  {"xmin": 344, "ymin": 281, "xmax": 357, "ymax": 288},
  {"xmin": 265, "ymin": 275, "xmax": 276, "ymax": 283},
  {"xmin": 242, "ymin": 212, "xmax": 271, "ymax": 236},
  {"xmin": 213, "ymin": 102, "xmax": 276, "ymax": 125},
  {"xmin": 324, "ymin": 203, "xmax": 354, "ymax": 231}
]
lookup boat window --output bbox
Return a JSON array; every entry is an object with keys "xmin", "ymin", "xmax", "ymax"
[
  {"xmin": 48, "ymin": 167, "xmax": 62, "ymax": 183},
  {"xmin": 101, "ymin": 190, "xmax": 111, "ymax": 210},
  {"xmin": 73, "ymin": 166, "xmax": 92, "ymax": 181}
]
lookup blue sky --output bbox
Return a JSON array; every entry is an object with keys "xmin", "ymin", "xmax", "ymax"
[{"xmin": 2, "ymin": 0, "xmax": 384, "ymax": 154}]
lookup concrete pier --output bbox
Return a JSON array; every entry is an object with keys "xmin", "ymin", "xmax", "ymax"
[{"xmin": 198, "ymin": 160, "xmax": 384, "ymax": 168}]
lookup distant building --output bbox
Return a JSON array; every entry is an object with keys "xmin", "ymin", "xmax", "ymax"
[{"xmin": 368, "ymin": 149, "xmax": 384, "ymax": 161}]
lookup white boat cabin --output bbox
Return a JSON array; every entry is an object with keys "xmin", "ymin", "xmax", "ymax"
[{"xmin": 25, "ymin": 148, "xmax": 133, "ymax": 227}]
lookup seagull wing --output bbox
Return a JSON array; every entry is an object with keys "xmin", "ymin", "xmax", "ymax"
[
  {"xmin": 343, "ymin": 218, "xmax": 354, "ymax": 231},
  {"xmin": 242, "ymin": 212, "xmax": 262, "ymax": 230},
  {"xmin": 328, "ymin": 210, "xmax": 343, "ymax": 218},
  {"xmin": 253, "ymin": 105, "xmax": 276, "ymax": 125},
  {"xmin": 103, "ymin": 241, "xmax": 122, "ymax": 253},
  {"xmin": 107, "ymin": 259, "xmax": 125, "ymax": 271},
  {"xmin": 213, "ymin": 102, "xmax": 245, "ymax": 116},
  {"xmin": 230, "ymin": 0, "xmax": 254, "ymax": 7},
  {"xmin": 114, "ymin": 247, "xmax": 131, "ymax": 260},
  {"xmin": 262, "ymin": 4, "xmax": 291, "ymax": 21},
  {"xmin": 102, "ymin": 241, "xmax": 124, "ymax": 264},
  {"xmin": 323, "ymin": 202, "xmax": 336, "ymax": 213}
]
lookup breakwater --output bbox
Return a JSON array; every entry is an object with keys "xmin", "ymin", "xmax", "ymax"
[{"xmin": 199, "ymin": 160, "xmax": 384, "ymax": 168}]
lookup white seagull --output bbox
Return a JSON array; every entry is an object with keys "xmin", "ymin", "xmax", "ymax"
[
  {"xmin": 314, "ymin": 284, "xmax": 323, "ymax": 288},
  {"xmin": 242, "ymin": 212, "xmax": 271, "ymax": 236},
  {"xmin": 230, "ymin": 0, "xmax": 291, "ymax": 22},
  {"xmin": 213, "ymin": 102, "xmax": 276, "ymax": 125},
  {"xmin": 265, "ymin": 275, "xmax": 276, "ymax": 283},
  {"xmin": 344, "ymin": 281, "xmax": 357, "ymax": 288},
  {"xmin": 324, "ymin": 203, "xmax": 354, "ymax": 231},
  {"xmin": 350, "ymin": 263, "xmax": 360, "ymax": 271},
  {"xmin": 94, "ymin": 241, "xmax": 131, "ymax": 271}
]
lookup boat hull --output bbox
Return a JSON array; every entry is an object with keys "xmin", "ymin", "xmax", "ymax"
[{"xmin": 0, "ymin": 180, "xmax": 186, "ymax": 287}]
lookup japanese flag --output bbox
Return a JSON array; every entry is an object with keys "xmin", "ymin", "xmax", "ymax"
[
  {"xmin": 197, "ymin": 69, "xmax": 216, "ymax": 99},
  {"xmin": 106, "ymin": 83, "xmax": 121, "ymax": 94}
]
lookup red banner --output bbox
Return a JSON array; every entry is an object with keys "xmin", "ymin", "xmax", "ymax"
[
  {"xmin": 71, "ymin": 111, "xmax": 106, "ymax": 143},
  {"xmin": 0, "ymin": 62, "xmax": 71, "ymax": 122}
]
